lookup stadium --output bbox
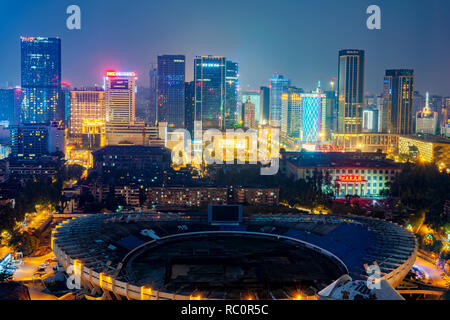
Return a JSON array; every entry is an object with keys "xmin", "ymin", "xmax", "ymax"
[{"xmin": 52, "ymin": 211, "xmax": 417, "ymax": 300}]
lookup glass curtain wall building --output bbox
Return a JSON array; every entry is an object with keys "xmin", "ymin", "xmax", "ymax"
[
  {"xmin": 194, "ymin": 56, "xmax": 226, "ymax": 129},
  {"xmin": 157, "ymin": 55, "xmax": 185, "ymax": 127},
  {"xmin": 20, "ymin": 36, "xmax": 61, "ymax": 124},
  {"xmin": 269, "ymin": 74, "xmax": 290, "ymax": 128}
]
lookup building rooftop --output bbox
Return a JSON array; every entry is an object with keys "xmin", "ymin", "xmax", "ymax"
[
  {"xmin": 92, "ymin": 145, "xmax": 169, "ymax": 157},
  {"xmin": 286, "ymin": 152, "xmax": 401, "ymax": 169},
  {"xmin": 402, "ymin": 134, "xmax": 450, "ymax": 145}
]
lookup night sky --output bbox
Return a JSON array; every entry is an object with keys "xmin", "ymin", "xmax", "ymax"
[{"xmin": 1, "ymin": 0, "xmax": 449, "ymax": 96}]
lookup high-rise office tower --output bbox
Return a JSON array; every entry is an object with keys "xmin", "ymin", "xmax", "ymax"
[
  {"xmin": 281, "ymin": 87, "xmax": 303, "ymax": 138},
  {"xmin": 241, "ymin": 91, "xmax": 261, "ymax": 125},
  {"xmin": 184, "ymin": 81, "xmax": 195, "ymax": 134},
  {"xmin": 69, "ymin": 87, "xmax": 105, "ymax": 136},
  {"xmin": 302, "ymin": 88, "xmax": 327, "ymax": 144},
  {"xmin": 242, "ymin": 97, "xmax": 256, "ymax": 129},
  {"xmin": 194, "ymin": 56, "xmax": 226, "ymax": 129},
  {"xmin": 225, "ymin": 60, "xmax": 239, "ymax": 127},
  {"xmin": 157, "ymin": 55, "xmax": 185, "ymax": 127},
  {"xmin": 260, "ymin": 86, "xmax": 270, "ymax": 125},
  {"xmin": 148, "ymin": 65, "xmax": 157, "ymax": 125},
  {"xmin": 21, "ymin": 36, "xmax": 61, "ymax": 124},
  {"xmin": 382, "ymin": 69, "xmax": 414, "ymax": 134},
  {"xmin": 104, "ymin": 71, "xmax": 137, "ymax": 124},
  {"xmin": 269, "ymin": 74, "xmax": 290, "ymax": 128},
  {"xmin": 337, "ymin": 49, "xmax": 365, "ymax": 134},
  {"xmin": 324, "ymin": 90, "xmax": 338, "ymax": 139}
]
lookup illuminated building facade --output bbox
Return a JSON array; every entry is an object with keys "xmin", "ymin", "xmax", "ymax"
[
  {"xmin": 157, "ymin": 55, "xmax": 185, "ymax": 127},
  {"xmin": 69, "ymin": 88, "xmax": 105, "ymax": 136},
  {"xmin": 382, "ymin": 69, "xmax": 415, "ymax": 134},
  {"xmin": 241, "ymin": 91, "xmax": 261, "ymax": 124},
  {"xmin": 269, "ymin": 74, "xmax": 290, "ymax": 127},
  {"xmin": 194, "ymin": 56, "xmax": 226, "ymax": 129},
  {"xmin": 281, "ymin": 86, "xmax": 325, "ymax": 144},
  {"xmin": 416, "ymin": 93, "xmax": 438, "ymax": 135},
  {"xmin": 362, "ymin": 107, "xmax": 379, "ymax": 133},
  {"xmin": 225, "ymin": 60, "xmax": 239, "ymax": 127},
  {"xmin": 285, "ymin": 153, "xmax": 401, "ymax": 198},
  {"xmin": 10, "ymin": 121, "xmax": 64, "ymax": 159},
  {"xmin": 398, "ymin": 135, "xmax": 450, "ymax": 168},
  {"xmin": 104, "ymin": 71, "xmax": 137, "ymax": 124},
  {"xmin": 242, "ymin": 97, "xmax": 256, "ymax": 129},
  {"xmin": 104, "ymin": 121, "xmax": 165, "ymax": 146},
  {"xmin": 81, "ymin": 119, "xmax": 106, "ymax": 149},
  {"xmin": 21, "ymin": 36, "xmax": 61, "ymax": 124},
  {"xmin": 281, "ymin": 87, "xmax": 303, "ymax": 139},
  {"xmin": 337, "ymin": 50, "xmax": 364, "ymax": 135},
  {"xmin": 302, "ymin": 90, "xmax": 326, "ymax": 144}
]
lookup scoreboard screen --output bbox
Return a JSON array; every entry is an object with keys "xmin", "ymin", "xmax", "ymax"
[{"xmin": 208, "ymin": 205, "xmax": 242, "ymax": 225}]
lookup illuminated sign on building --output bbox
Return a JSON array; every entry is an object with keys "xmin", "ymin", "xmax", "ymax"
[
  {"xmin": 337, "ymin": 175, "xmax": 365, "ymax": 183},
  {"xmin": 105, "ymin": 71, "xmax": 136, "ymax": 77}
]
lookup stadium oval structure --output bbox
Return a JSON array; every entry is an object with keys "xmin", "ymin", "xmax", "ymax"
[{"xmin": 52, "ymin": 213, "xmax": 417, "ymax": 300}]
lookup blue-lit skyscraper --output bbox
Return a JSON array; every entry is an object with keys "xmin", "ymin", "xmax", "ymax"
[
  {"xmin": 225, "ymin": 60, "xmax": 239, "ymax": 127},
  {"xmin": 0, "ymin": 88, "xmax": 22, "ymax": 126},
  {"xmin": 157, "ymin": 55, "xmax": 185, "ymax": 127},
  {"xmin": 21, "ymin": 36, "xmax": 61, "ymax": 124},
  {"xmin": 302, "ymin": 90, "xmax": 326, "ymax": 143},
  {"xmin": 269, "ymin": 74, "xmax": 290, "ymax": 127},
  {"xmin": 194, "ymin": 56, "xmax": 226, "ymax": 129}
]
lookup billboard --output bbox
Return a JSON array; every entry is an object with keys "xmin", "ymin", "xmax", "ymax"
[{"xmin": 110, "ymin": 79, "xmax": 129, "ymax": 90}]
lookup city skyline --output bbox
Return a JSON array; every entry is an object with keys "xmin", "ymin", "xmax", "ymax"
[{"xmin": 0, "ymin": 0, "xmax": 450, "ymax": 96}]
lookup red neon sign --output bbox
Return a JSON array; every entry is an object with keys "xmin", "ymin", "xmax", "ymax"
[
  {"xmin": 316, "ymin": 144, "xmax": 345, "ymax": 152},
  {"xmin": 338, "ymin": 175, "xmax": 364, "ymax": 183},
  {"xmin": 106, "ymin": 71, "xmax": 116, "ymax": 77}
]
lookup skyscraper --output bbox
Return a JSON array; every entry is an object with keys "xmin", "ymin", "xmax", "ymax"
[
  {"xmin": 260, "ymin": 86, "xmax": 270, "ymax": 125},
  {"xmin": 382, "ymin": 69, "xmax": 414, "ymax": 134},
  {"xmin": 269, "ymin": 74, "xmax": 290, "ymax": 128},
  {"xmin": 21, "ymin": 36, "xmax": 61, "ymax": 124},
  {"xmin": 242, "ymin": 97, "xmax": 256, "ymax": 129},
  {"xmin": 148, "ymin": 65, "xmax": 157, "ymax": 125},
  {"xmin": 157, "ymin": 55, "xmax": 185, "ymax": 127},
  {"xmin": 225, "ymin": 60, "xmax": 239, "ymax": 127},
  {"xmin": 337, "ymin": 49, "xmax": 365, "ymax": 134},
  {"xmin": 281, "ymin": 87, "xmax": 303, "ymax": 138},
  {"xmin": 185, "ymin": 81, "xmax": 195, "ymax": 134},
  {"xmin": 240, "ymin": 91, "xmax": 261, "ymax": 125},
  {"xmin": 302, "ymin": 88, "xmax": 326, "ymax": 144},
  {"xmin": 104, "ymin": 71, "xmax": 137, "ymax": 124},
  {"xmin": 324, "ymin": 90, "xmax": 338, "ymax": 139},
  {"xmin": 194, "ymin": 56, "xmax": 226, "ymax": 129}
]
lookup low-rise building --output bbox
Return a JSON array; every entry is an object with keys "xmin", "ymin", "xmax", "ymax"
[
  {"xmin": 284, "ymin": 152, "xmax": 402, "ymax": 198},
  {"xmin": 398, "ymin": 134, "xmax": 450, "ymax": 168}
]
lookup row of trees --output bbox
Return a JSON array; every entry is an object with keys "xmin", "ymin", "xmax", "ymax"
[
  {"xmin": 386, "ymin": 162, "xmax": 450, "ymax": 229},
  {"xmin": 0, "ymin": 164, "xmax": 84, "ymax": 254}
]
